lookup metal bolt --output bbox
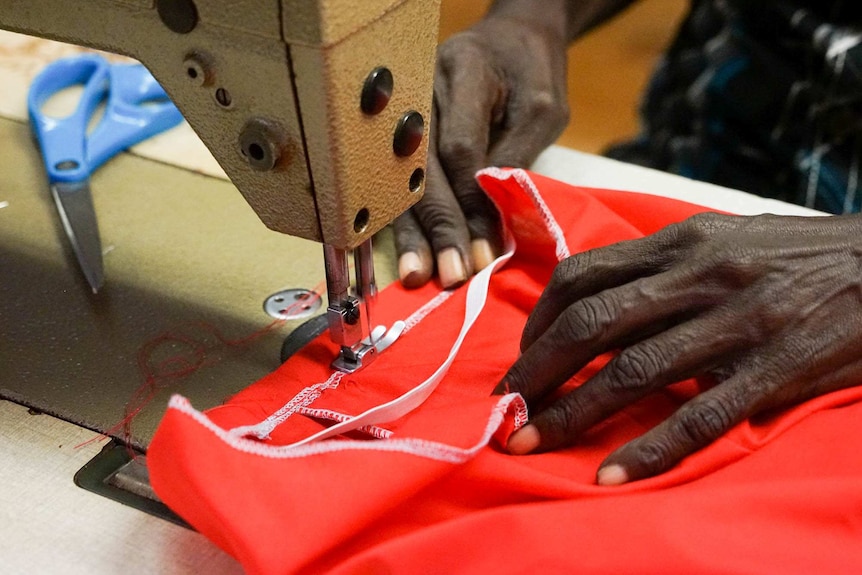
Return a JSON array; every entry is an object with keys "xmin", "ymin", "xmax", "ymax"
[
  {"xmin": 215, "ymin": 87, "xmax": 232, "ymax": 108},
  {"xmin": 343, "ymin": 300, "xmax": 360, "ymax": 325},
  {"xmin": 239, "ymin": 118, "xmax": 286, "ymax": 171},
  {"xmin": 183, "ymin": 52, "xmax": 213, "ymax": 87}
]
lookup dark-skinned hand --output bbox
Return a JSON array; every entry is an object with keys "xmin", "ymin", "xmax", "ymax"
[
  {"xmin": 394, "ymin": 14, "xmax": 569, "ymax": 289},
  {"xmin": 495, "ymin": 212, "xmax": 862, "ymax": 485}
]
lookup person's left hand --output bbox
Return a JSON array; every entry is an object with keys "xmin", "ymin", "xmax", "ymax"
[{"xmin": 494, "ymin": 211, "xmax": 862, "ymax": 485}]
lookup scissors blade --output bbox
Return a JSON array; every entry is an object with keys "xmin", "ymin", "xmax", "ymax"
[{"xmin": 51, "ymin": 181, "xmax": 104, "ymax": 293}]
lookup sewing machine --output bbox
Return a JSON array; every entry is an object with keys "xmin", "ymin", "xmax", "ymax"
[{"xmin": 1, "ymin": 0, "xmax": 440, "ymax": 372}]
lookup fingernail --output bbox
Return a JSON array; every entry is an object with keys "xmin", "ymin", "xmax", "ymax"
[
  {"xmin": 437, "ymin": 248, "xmax": 467, "ymax": 288},
  {"xmin": 596, "ymin": 464, "xmax": 629, "ymax": 486},
  {"xmin": 399, "ymin": 252, "xmax": 430, "ymax": 288},
  {"xmin": 507, "ymin": 424, "xmax": 541, "ymax": 455},
  {"xmin": 471, "ymin": 238, "xmax": 497, "ymax": 271}
]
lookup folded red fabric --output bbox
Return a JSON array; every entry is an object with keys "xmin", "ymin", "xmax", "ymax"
[{"xmin": 149, "ymin": 169, "xmax": 862, "ymax": 574}]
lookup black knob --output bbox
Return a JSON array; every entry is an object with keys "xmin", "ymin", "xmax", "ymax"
[
  {"xmin": 393, "ymin": 111, "xmax": 424, "ymax": 157},
  {"xmin": 360, "ymin": 67, "xmax": 394, "ymax": 115},
  {"xmin": 157, "ymin": 0, "xmax": 198, "ymax": 34}
]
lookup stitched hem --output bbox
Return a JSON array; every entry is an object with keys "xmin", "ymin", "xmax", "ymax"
[
  {"xmin": 168, "ymin": 393, "xmax": 527, "ymax": 464},
  {"xmin": 477, "ymin": 167, "xmax": 571, "ymax": 262},
  {"xmin": 298, "ymin": 406, "xmax": 393, "ymax": 440}
]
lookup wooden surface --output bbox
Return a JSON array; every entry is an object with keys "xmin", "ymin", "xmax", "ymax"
[{"xmin": 439, "ymin": 0, "xmax": 689, "ymax": 153}]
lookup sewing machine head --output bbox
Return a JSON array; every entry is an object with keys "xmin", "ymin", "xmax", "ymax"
[{"xmin": 1, "ymin": 0, "xmax": 441, "ymax": 370}]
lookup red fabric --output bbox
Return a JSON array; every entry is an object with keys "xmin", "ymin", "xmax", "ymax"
[{"xmin": 149, "ymin": 170, "xmax": 862, "ymax": 575}]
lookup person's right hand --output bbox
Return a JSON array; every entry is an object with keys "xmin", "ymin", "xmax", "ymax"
[{"xmin": 394, "ymin": 13, "xmax": 570, "ymax": 288}]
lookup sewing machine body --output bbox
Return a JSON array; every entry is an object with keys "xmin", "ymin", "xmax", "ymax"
[{"xmin": 2, "ymin": 0, "xmax": 439, "ymax": 248}]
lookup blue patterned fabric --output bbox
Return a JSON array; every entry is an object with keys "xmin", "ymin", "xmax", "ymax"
[{"xmin": 606, "ymin": 0, "xmax": 862, "ymax": 214}]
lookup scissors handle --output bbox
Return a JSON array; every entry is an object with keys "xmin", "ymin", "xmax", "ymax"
[
  {"xmin": 28, "ymin": 54, "xmax": 183, "ymax": 183},
  {"xmin": 88, "ymin": 62, "xmax": 184, "ymax": 171},
  {"xmin": 28, "ymin": 54, "xmax": 108, "ymax": 183}
]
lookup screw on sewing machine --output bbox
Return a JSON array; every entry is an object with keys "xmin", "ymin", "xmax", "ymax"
[
  {"xmin": 183, "ymin": 52, "xmax": 214, "ymax": 87},
  {"xmin": 214, "ymin": 87, "xmax": 232, "ymax": 108},
  {"xmin": 239, "ymin": 118, "xmax": 285, "ymax": 171},
  {"xmin": 156, "ymin": 0, "xmax": 198, "ymax": 34},
  {"xmin": 343, "ymin": 300, "xmax": 360, "ymax": 325}
]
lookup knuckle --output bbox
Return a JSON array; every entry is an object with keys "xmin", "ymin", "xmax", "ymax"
[
  {"xmin": 606, "ymin": 346, "xmax": 665, "ymax": 392},
  {"xmin": 550, "ymin": 253, "xmax": 588, "ymax": 289},
  {"xmin": 544, "ymin": 399, "xmax": 587, "ymax": 443},
  {"xmin": 557, "ymin": 297, "xmax": 615, "ymax": 345},
  {"xmin": 438, "ymin": 32, "xmax": 485, "ymax": 62},
  {"xmin": 633, "ymin": 440, "xmax": 675, "ymax": 473},
  {"xmin": 525, "ymin": 91, "xmax": 560, "ymax": 118},
  {"xmin": 412, "ymin": 202, "xmax": 465, "ymax": 249},
  {"xmin": 668, "ymin": 212, "xmax": 727, "ymax": 245},
  {"xmin": 686, "ymin": 211, "xmax": 730, "ymax": 235},
  {"xmin": 676, "ymin": 400, "xmax": 735, "ymax": 445}
]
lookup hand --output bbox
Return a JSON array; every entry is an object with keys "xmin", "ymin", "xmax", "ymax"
[
  {"xmin": 495, "ymin": 212, "xmax": 862, "ymax": 485},
  {"xmin": 394, "ymin": 14, "xmax": 569, "ymax": 288}
]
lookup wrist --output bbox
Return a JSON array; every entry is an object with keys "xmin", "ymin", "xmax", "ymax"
[
  {"xmin": 485, "ymin": 0, "xmax": 569, "ymax": 42},
  {"xmin": 488, "ymin": 0, "xmax": 641, "ymax": 42}
]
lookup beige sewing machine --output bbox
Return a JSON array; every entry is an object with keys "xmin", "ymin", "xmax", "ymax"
[{"xmin": 1, "ymin": 0, "xmax": 440, "ymax": 372}]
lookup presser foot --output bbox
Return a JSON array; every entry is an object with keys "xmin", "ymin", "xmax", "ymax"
[{"xmin": 331, "ymin": 342, "xmax": 378, "ymax": 373}]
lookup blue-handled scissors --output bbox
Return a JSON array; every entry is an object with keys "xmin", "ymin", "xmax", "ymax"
[{"xmin": 28, "ymin": 53, "xmax": 183, "ymax": 293}]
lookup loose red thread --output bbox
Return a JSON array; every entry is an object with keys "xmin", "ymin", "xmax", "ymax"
[{"xmin": 75, "ymin": 281, "xmax": 325, "ymax": 451}]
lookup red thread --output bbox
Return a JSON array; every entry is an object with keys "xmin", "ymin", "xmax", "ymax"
[{"xmin": 75, "ymin": 280, "xmax": 325, "ymax": 451}]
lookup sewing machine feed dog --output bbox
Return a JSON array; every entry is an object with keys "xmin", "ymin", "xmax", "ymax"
[{"xmin": 1, "ymin": 0, "xmax": 441, "ymax": 371}]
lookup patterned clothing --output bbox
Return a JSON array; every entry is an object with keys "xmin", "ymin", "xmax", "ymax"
[{"xmin": 607, "ymin": 0, "xmax": 862, "ymax": 213}]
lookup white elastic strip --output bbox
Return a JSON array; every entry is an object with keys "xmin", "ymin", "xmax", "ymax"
[{"xmin": 275, "ymin": 244, "xmax": 514, "ymax": 449}]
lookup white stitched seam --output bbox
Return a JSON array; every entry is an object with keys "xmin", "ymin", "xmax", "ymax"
[
  {"xmin": 298, "ymin": 406, "xmax": 393, "ymax": 440},
  {"xmin": 168, "ymin": 393, "xmax": 526, "ymax": 463},
  {"xmin": 228, "ymin": 371, "xmax": 344, "ymax": 439},
  {"xmin": 228, "ymin": 290, "xmax": 456, "ymax": 439},
  {"xmin": 477, "ymin": 167, "xmax": 571, "ymax": 262}
]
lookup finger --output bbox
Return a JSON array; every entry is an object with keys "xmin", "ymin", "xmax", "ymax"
[
  {"xmin": 393, "ymin": 209, "xmax": 433, "ymax": 288},
  {"xmin": 507, "ymin": 306, "xmax": 749, "ymax": 455},
  {"xmin": 520, "ymin": 225, "xmax": 696, "ymax": 352},
  {"xmin": 435, "ymin": 52, "xmax": 505, "ymax": 252},
  {"xmin": 496, "ymin": 263, "xmax": 713, "ymax": 402},
  {"xmin": 411, "ymin": 119, "xmax": 472, "ymax": 287},
  {"xmin": 594, "ymin": 371, "xmax": 765, "ymax": 485}
]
